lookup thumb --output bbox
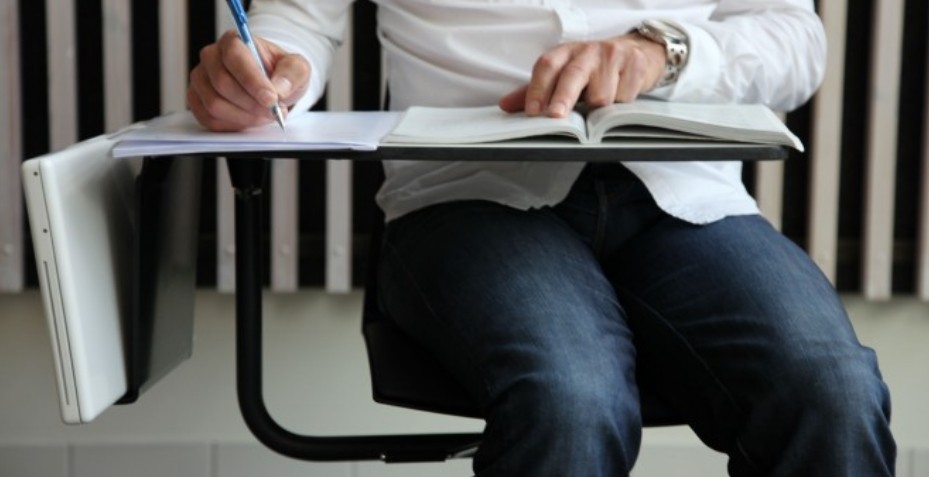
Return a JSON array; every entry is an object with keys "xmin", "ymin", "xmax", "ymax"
[{"xmin": 269, "ymin": 53, "xmax": 311, "ymax": 105}]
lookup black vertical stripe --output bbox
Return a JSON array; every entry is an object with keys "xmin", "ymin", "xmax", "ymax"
[
  {"xmin": 19, "ymin": 0, "xmax": 49, "ymax": 159},
  {"xmin": 13, "ymin": 0, "xmax": 929, "ymax": 292},
  {"xmin": 131, "ymin": 0, "xmax": 160, "ymax": 120},
  {"xmin": 892, "ymin": 0, "xmax": 929, "ymax": 292},
  {"xmin": 187, "ymin": 0, "xmax": 215, "ymax": 73},
  {"xmin": 781, "ymin": 103, "xmax": 812, "ymax": 250},
  {"xmin": 352, "ymin": 0, "xmax": 382, "ymax": 111},
  {"xmin": 835, "ymin": 0, "xmax": 874, "ymax": 292},
  {"xmin": 350, "ymin": 0, "xmax": 385, "ymax": 286},
  {"xmin": 76, "ymin": 0, "xmax": 104, "ymax": 139},
  {"xmin": 187, "ymin": 0, "xmax": 221, "ymax": 288},
  {"xmin": 19, "ymin": 0, "xmax": 49, "ymax": 288}
]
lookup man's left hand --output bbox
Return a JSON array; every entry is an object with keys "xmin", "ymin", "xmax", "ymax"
[{"xmin": 498, "ymin": 32, "xmax": 666, "ymax": 118}]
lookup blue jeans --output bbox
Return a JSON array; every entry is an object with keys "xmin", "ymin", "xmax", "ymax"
[{"xmin": 378, "ymin": 163, "xmax": 896, "ymax": 476}]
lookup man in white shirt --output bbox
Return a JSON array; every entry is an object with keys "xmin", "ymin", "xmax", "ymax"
[{"xmin": 188, "ymin": 0, "xmax": 896, "ymax": 475}]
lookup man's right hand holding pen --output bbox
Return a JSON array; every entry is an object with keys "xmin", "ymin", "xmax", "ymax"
[{"xmin": 187, "ymin": 30, "xmax": 311, "ymax": 132}]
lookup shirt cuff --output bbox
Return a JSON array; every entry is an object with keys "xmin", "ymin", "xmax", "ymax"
[{"xmin": 646, "ymin": 22, "xmax": 723, "ymax": 103}]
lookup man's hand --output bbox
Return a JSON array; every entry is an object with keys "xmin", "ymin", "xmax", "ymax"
[
  {"xmin": 188, "ymin": 30, "xmax": 311, "ymax": 131},
  {"xmin": 499, "ymin": 32, "xmax": 665, "ymax": 118}
]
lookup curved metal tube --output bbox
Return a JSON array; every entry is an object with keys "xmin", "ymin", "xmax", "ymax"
[{"xmin": 228, "ymin": 158, "xmax": 482, "ymax": 462}]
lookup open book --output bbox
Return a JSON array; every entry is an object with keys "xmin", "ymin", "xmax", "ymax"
[{"xmin": 383, "ymin": 99, "xmax": 803, "ymax": 152}]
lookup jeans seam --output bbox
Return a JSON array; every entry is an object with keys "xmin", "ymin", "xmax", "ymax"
[
  {"xmin": 614, "ymin": 284, "xmax": 764, "ymax": 473},
  {"xmin": 593, "ymin": 179, "xmax": 609, "ymax": 259},
  {"xmin": 734, "ymin": 436, "xmax": 764, "ymax": 474}
]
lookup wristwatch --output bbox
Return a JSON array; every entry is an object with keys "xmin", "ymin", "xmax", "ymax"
[{"xmin": 635, "ymin": 19, "xmax": 690, "ymax": 88}]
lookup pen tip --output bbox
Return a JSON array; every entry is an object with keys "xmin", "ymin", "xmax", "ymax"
[{"xmin": 272, "ymin": 105, "xmax": 286, "ymax": 131}]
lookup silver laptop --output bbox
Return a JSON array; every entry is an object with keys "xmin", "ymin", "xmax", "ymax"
[{"xmin": 22, "ymin": 135, "xmax": 200, "ymax": 423}]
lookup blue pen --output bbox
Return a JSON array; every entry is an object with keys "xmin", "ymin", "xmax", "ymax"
[{"xmin": 225, "ymin": 0, "xmax": 287, "ymax": 130}]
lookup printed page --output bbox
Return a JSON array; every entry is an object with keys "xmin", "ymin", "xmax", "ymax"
[
  {"xmin": 382, "ymin": 105, "xmax": 588, "ymax": 144},
  {"xmin": 585, "ymin": 100, "xmax": 804, "ymax": 151}
]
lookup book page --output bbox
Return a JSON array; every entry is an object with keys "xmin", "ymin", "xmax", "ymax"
[
  {"xmin": 110, "ymin": 110, "xmax": 402, "ymax": 158},
  {"xmin": 382, "ymin": 105, "xmax": 588, "ymax": 144},
  {"xmin": 585, "ymin": 100, "xmax": 804, "ymax": 151}
]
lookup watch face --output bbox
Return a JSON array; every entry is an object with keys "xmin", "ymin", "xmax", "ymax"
[{"xmin": 643, "ymin": 19, "xmax": 686, "ymax": 42}]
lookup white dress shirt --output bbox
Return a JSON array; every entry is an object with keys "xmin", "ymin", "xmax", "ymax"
[{"xmin": 250, "ymin": 0, "xmax": 826, "ymax": 223}]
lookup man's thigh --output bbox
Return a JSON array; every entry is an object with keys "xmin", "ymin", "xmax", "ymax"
[
  {"xmin": 378, "ymin": 200, "xmax": 639, "ymax": 409},
  {"xmin": 609, "ymin": 213, "xmax": 874, "ymax": 449}
]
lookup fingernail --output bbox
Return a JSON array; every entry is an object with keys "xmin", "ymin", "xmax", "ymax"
[
  {"xmin": 272, "ymin": 77, "xmax": 292, "ymax": 97},
  {"xmin": 549, "ymin": 102, "xmax": 566, "ymax": 117}
]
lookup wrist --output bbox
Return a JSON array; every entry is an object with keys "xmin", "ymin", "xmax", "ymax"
[{"xmin": 633, "ymin": 19, "xmax": 690, "ymax": 89}]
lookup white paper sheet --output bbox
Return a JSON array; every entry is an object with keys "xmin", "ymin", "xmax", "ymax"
[{"xmin": 110, "ymin": 110, "xmax": 403, "ymax": 158}]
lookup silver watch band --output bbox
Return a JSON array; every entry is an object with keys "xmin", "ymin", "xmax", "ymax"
[{"xmin": 635, "ymin": 19, "xmax": 690, "ymax": 88}]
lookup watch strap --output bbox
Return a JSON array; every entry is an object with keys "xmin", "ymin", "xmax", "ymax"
[{"xmin": 636, "ymin": 20, "xmax": 689, "ymax": 88}]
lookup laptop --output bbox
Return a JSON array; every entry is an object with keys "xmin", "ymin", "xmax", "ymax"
[{"xmin": 21, "ymin": 135, "xmax": 201, "ymax": 423}]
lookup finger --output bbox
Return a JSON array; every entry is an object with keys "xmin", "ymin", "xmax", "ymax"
[
  {"xmin": 188, "ymin": 67, "xmax": 271, "ymax": 131},
  {"xmin": 268, "ymin": 52, "xmax": 311, "ymax": 107},
  {"xmin": 187, "ymin": 89, "xmax": 238, "ymax": 132},
  {"xmin": 199, "ymin": 42, "xmax": 269, "ymax": 119},
  {"xmin": 525, "ymin": 47, "xmax": 572, "ymax": 116},
  {"xmin": 547, "ymin": 45, "xmax": 599, "ymax": 117},
  {"xmin": 584, "ymin": 44, "xmax": 622, "ymax": 108},
  {"xmin": 218, "ymin": 31, "xmax": 280, "ymax": 111},
  {"xmin": 188, "ymin": 87, "xmax": 254, "ymax": 132},
  {"xmin": 498, "ymin": 84, "xmax": 529, "ymax": 113},
  {"xmin": 614, "ymin": 47, "xmax": 650, "ymax": 103}
]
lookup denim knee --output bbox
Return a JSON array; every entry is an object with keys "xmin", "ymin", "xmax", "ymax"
[
  {"xmin": 791, "ymin": 346, "xmax": 891, "ymax": 434},
  {"xmin": 774, "ymin": 343, "xmax": 889, "ymax": 421},
  {"xmin": 507, "ymin": 368, "xmax": 640, "ymax": 432},
  {"xmin": 739, "ymin": 343, "xmax": 896, "ymax": 475},
  {"xmin": 479, "ymin": 366, "xmax": 642, "ymax": 475}
]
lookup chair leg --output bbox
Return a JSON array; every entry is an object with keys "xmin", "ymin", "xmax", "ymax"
[{"xmin": 225, "ymin": 158, "xmax": 482, "ymax": 463}]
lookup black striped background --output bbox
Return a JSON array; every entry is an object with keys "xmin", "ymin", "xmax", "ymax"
[{"xmin": 15, "ymin": 0, "xmax": 929, "ymax": 293}]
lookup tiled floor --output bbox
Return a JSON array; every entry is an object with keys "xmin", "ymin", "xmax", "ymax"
[
  {"xmin": 1, "ymin": 443, "xmax": 923, "ymax": 477},
  {"xmin": 2, "ymin": 294, "xmax": 926, "ymax": 477}
]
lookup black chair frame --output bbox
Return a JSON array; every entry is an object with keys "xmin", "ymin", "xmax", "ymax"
[
  {"xmin": 229, "ymin": 158, "xmax": 482, "ymax": 463},
  {"xmin": 227, "ymin": 157, "xmax": 690, "ymax": 463}
]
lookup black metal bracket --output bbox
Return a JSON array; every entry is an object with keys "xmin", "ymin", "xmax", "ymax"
[{"xmin": 225, "ymin": 158, "xmax": 482, "ymax": 462}]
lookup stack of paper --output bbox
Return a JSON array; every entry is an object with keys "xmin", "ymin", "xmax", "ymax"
[{"xmin": 110, "ymin": 110, "xmax": 403, "ymax": 158}]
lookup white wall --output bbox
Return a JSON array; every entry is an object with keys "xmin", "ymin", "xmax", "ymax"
[{"xmin": 1, "ymin": 290, "xmax": 927, "ymax": 476}]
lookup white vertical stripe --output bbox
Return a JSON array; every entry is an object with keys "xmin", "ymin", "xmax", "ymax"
[
  {"xmin": 326, "ymin": 160, "xmax": 353, "ymax": 293},
  {"xmin": 217, "ymin": 160, "xmax": 237, "ymax": 293},
  {"xmin": 271, "ymin": 160, "xmax": 299, "ymax": 292},
  {"xmin": 264, "ymin": 3, "xmax": 308, "ymax": 293},
  {"xmin": 46, "ymin": 0, "xmax": 77, "ymax": 150},
  {"xmin": 807, "ymin": 0, "xmax": 847, "ymax": 284},
  {"xmin": 862, "ymin": 0, "xmax": 905, "ymax": 300},
  {"xmin": 325, "ymin": 18, "xmax": 355, "ymax": 293},
  {"xmin": 0, "ymin": 0, "xmax": 23, "ymax": 291},
  {"xmin": 754, "ymin": 160, "xmax": 784, "ymax": 231},
  {"xmin": 327, "ymin": 17, "xmax": 353, "ymax": 112},
  {"xmin": 102, "ymin": 0, "xmax": 133, "ymax": 132},
  {"xmin": 216, "ymin": 0, "xmax": 235, "ymax": 38},
  {"xmin": 754, "ymin": 112, "xmax": 786, "ymax": 230},
  {"xmin": 917, "ymin": 15, "xmax": 929, "ymax": 301},
  {"xmin": 159, "ymin": 0, "xmax": 187, "ymax": 114}
]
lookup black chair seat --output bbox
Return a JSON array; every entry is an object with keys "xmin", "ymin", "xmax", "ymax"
[
  {"xmin": 361, "ymin": 210, "xmax": 685, "ymax": 428},
  {"xmin": 363, "ymin": 300, "xmax": 685, "ymax": 427}
]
